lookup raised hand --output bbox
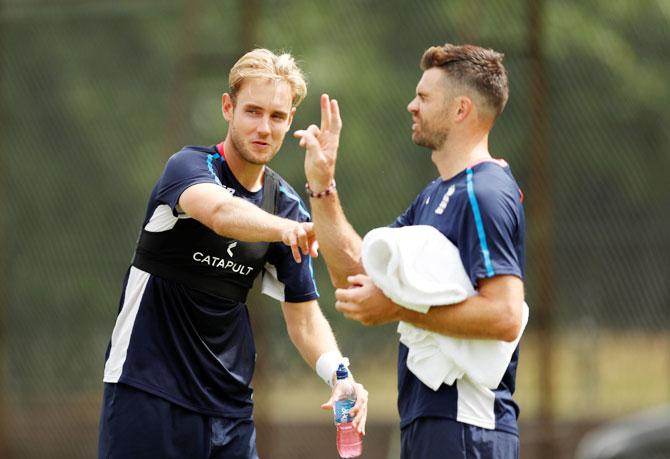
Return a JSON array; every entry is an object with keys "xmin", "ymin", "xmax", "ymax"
[{"xmin": 294, "ymin": 94, "xmax": 342, "ymax": 192}]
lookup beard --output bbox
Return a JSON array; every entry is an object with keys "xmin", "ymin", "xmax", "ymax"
[
  {"xmin": 229, "ymin": 126, "xmax": 281, "ymax": 165},
  {"xmin": 412, "ymin": 123, "xmax": 449, "ymax": 150}
]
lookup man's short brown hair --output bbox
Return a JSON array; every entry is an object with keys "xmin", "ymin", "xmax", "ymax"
[{"xmin": 421, "ymin": 44, "xmax": 509, "ymax": 117}]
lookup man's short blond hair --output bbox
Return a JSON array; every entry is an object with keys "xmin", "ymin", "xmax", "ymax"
[{"xmin": 229, "ymin": 48, "xmax": 307, "ymax": 107}]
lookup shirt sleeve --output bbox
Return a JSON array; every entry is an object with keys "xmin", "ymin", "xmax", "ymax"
[
  {"xmin": 460, "ymin": 170, "xmax": 524, "ymax": 286},
  {"xmin": 263, "ymin": 182, "xmax": 319, "ymax": 303},
  {"xmin": 389, "ymin": 194, "xmax": 420, "ymax": 228},
  {"xmin": 155, "ymin": 148, "xmax": 222, "ymax": 214}
]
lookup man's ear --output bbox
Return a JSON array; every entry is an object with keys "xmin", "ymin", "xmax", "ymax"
[
  {"xmin": 222, "ymin": 93, "xmax": 234, "ymax": 122},
  {"xmin": 454, "ymin": 96, "xmax": 473, "ymax": 123},
  {"xmin": 286, "ymin": 107, "xmax": 297, "ymax": 129}
]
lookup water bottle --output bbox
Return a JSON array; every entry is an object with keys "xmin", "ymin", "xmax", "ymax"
[{"xmin": 333, "ymin": 364, "xmax": 363, "ymax": 458}]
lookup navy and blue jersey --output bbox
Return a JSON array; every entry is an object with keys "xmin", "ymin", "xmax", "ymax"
[
  {"xmin": 391, "ymin": 160, "xmax": 525, "ymax": 435},
  {"xmin": 102, "ymin": 144, "xmax": 318, "ymax": 418}
]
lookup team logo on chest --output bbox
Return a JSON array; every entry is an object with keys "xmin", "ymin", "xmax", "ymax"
[
  {"xmin": 226, "ymin": 241, "xmax": 237, "ymax": 257},
  {"xmin": 435, "ymin": 184, "xmax": 456, "ymax": 215},
  {"xmin": 192, "ymin": 245, "xmax": 254, "ymax": 275}
]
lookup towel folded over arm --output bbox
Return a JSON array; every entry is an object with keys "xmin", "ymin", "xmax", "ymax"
[{"xmin": 361, "ymin": 225, "xmax": 529, "ymax": 390}]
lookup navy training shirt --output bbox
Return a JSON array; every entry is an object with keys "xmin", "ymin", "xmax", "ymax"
[
  {"xmin": 391, "ymin": 159, "xmax": 525, "ymax": 435},
  {"xmin": 102, "ymin": 145, "xmax": 318, "ymax": 417}
]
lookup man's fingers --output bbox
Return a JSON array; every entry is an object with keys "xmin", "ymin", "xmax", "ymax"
[
  {"xmin": 290, "ymin": 244, "xmax": 302, "ymax": 263},
  {"xmin": 335, "ymin": 300, "xmax": 367, "ymax": 324},
  {"xmin": 284, "ymin": 232, "xmax": 302, "ymax": 263},
  {"xmin": 301, "ymin": 221, "xmax": 314, "ymax": 234},
  {"xmin": 294, "ymin": 130, "xmax": 320, "ymax": 152},
  {"xmin": 330, "ymin": 99, "xmax": 342, "ymax": 133},
  {"xmin": 296, "ymin": 226, "xmax": 309, "ymax": 256},
  {"xmin": 301, "ymin": 222, "xmax": 315, "ymax": 255},
  {"xmin": 306, "ymin": 124, "xmax": 320, "ymax": 136},
  {"xmin": 335, "ymin": 287, "xmax": 355, "ymax": 303},
  {"xmin": 351, "ymin": 400, "xmax": 367, "ymax": 435},
  {"xmin": 309, "ymin": 239, "xmax": 319, "ymax": 258},
  {"xmin": 284, "ymin": 223, "xmax": 316, "ymax": 262},
  {"xmin": 347, "ymin": 274, "xmax": 366, "ymax": 286},
  {"xmin": 334, "ymin": 300, "xmax": 349, "ymax": 314},
  {"xmin": 320, "ymin": 398, "xmax": 334, "ymax": 411},
  {"xmin": 320, "ymin": 94, "xmax": 331, "ymax": 131},
  {"xmin": 335, "ymin": 300, "xmax": 356, "ymax": 317},
  {"xmin": 349, "ymin": 384, "xmax": 368, "ymax": 434}
]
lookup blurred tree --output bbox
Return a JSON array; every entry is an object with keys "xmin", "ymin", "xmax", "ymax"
[
  {"xmin": 4, "ymin": 2, "xmax": 182, "ymax": 395},
  {"xmin": 2, "ymin": 0, "xmax": 668, "ymax": 400}
]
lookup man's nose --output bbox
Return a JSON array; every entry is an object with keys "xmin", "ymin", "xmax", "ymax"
[
  {"xmin": 407, "ymin": 99, "xmax": 418, "ymax": 113},
  {"xmin": 257, "ymin": 116, "xmax": 271, "ymax": 134}
]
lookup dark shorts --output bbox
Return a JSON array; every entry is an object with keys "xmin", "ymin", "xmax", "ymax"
[
  {"xmin": 401, "ymin": 417, "xmax": 519, "ymax": 459},
  {"xmin": 98, "ymin": 383, "xmax": 258, "ymax": 459}
]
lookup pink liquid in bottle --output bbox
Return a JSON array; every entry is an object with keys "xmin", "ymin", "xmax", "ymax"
[{"xmin": 336, "ymin": 421, "xmax": 363, "ymax": 458}]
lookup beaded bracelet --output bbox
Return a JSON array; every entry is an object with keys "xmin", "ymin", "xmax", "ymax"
[{"xmin": 305, "ymin": 179, "xmax": 336, "ymax": 198}]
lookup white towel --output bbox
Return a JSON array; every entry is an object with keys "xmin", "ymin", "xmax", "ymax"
[
  {"xmin": 361, "ymin": 226, "xmax": 474, "ymax": 312},
  {"xmin": 361, "ymin": 225, "xmax": 529, "ymax": 390}
]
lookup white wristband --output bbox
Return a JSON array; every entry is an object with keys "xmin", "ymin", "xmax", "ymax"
[{"xmin": 316, "ymin": 351, "xmax": 350, "ymax": 388}]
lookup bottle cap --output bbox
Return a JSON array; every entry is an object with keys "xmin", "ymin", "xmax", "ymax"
[{"xmin": 336, "ymin": 363, "xmax": 348, "ymax": 380}]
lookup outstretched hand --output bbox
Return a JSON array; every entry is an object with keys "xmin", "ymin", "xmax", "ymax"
[
  {"xmin": 281, "ymin": 221, "xmax": 319, "ymax": 263},
  {"xmin": 294, "ymin": 94, "xmax": 342, "ymax": 192}
]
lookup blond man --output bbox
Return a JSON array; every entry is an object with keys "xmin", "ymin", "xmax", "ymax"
[{"xmin": 98, "ymin": 49, "xmax": 367, "ymax": 459}]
